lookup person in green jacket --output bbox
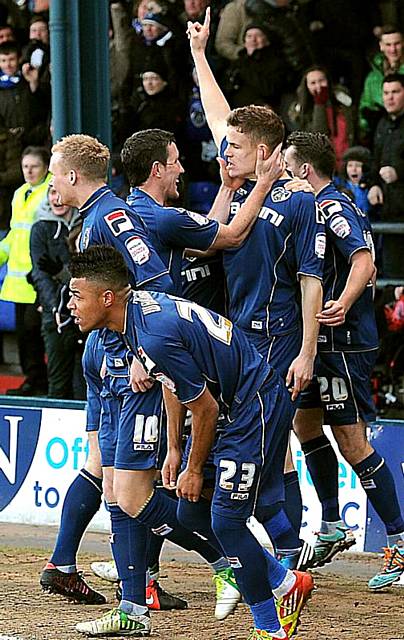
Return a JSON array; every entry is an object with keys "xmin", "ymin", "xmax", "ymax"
[
  {"xmin": 359, "ymin": 25, "xmax": 404, "ymax": 139},
  {"xmin": 0, "ymin": 145, "xmax": 51, "ymax": 395}
]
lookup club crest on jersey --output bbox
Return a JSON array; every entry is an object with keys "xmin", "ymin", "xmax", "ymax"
[
  {"xmin": 315, "ymin": 232, "xmax": 326, "ymax": 258},
  {"xmin": 126, "ymin": 235, "xmax": 150, "ymax": 265},
  {"xmin": 104, "ymin": 210, "xmax": 134, "ymax": 236},
  {"xmin": 271, "ymin": 186, "xmax": 291, "ymax": 203},
  {"xmin": 329, "ymin": 215, "xmax": 351, "ymax": 238},
  {"xmin": 81, "ymin": 227, "xmax": 91, "ymax": 249}
]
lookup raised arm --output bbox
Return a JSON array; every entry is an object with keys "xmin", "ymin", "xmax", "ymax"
[{"xmin": 188, "ymin": 8, "xmax": 230, "ymax": 148}]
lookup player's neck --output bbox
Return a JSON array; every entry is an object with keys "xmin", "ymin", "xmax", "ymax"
[
  {"xmin": 77, "ymin": 181, "xmax": 107, "ymax": 209},
  {"xmin": 138, "ymin": 183, "xmax": 165, "ymax": 206},
  {"xmin": 311, "ymin": 176, "xmax": 331, "ymax": 195}
]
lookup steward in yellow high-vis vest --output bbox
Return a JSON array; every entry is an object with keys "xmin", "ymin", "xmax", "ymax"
[{"xmin": 0, "ymin": 172, "xmax": 52, "ymax": 303}]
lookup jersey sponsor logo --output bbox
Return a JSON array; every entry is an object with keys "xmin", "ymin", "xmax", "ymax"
[
  {"xmin": 230, "ymin": 492, "xmax": 249, "ymax": 500},
  {"xmin": 319, "ymin": 199, "xmax": 343, "ymax": 220},
  {"xmin": 104, "ymin": 210, "xmax": 134, "ymax": 236},
  {"xmin": 183, "ymin": 209, "xmax": 209, "ymax": 226},
  {"xmin": 329, "ymin": 214, "xmax": 351, "ymax": 238},
  {"xmin": 271, "ymin": 186, "xmax": 292, "ymax": 203},
  {"xmin": 184, "ymin": 264, "xmax": 211, "ymax": 281},
  {"xmin": 258, "ymin": 206, "xmax": 284, "ymax": 226},
  {"xmin": 315, "ymin": 232, "xmax": 326, "ymax": 259},
  {"xmin": 81, "ymin": 227, "xmax": 91, "ymax": 249},
  {"xmin": 126, "ymin": 235, "xmax": 150, "ymax": 265},
  {"xmin": 134, "ymin": 291, "xmax": 161, "ymax": 314}
]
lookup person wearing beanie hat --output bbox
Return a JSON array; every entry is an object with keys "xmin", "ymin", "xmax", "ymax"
[{"xmin": 334, "ymin": 145, "xmax": 372, "ymax": 214}]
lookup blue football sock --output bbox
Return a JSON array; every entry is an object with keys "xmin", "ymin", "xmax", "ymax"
[
  {"xmin": 250, "ymin": 596, "xmax": 282, "ymax": 633},
  {"xmin": 212, "ymin": 511, "xmax": 273, "ymax": 604},
  {"xmin": 136, "ymin": 489, "xmax": 222, "ymax": 563},
  {"xmin": 51, "ymin": 468, "xmax": 102, "ymax": 568},
  {"xmin": 109, "ymin": 504, "xmax": 148, "ymax": 606},
  {"xmin": 263, "ymin": 505, "xmax": 301, "ymax": 551},
  {"xmin": 262, "ymin": 547, "xmax": 288, "ymax": 590},
  {"xmin": 354, "ymin": 451, "xmax": 404, "ymax": 535},
  {"xmin": 302, "ymin": 435, "xmax": 340, "ymax": 522},
  {"xmin": 284, "ymin": 470, "xmax": 303, "ymax": 534}
]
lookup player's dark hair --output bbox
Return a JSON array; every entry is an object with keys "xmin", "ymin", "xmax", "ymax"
[
  {"xmin": 69, "ymin": 246, "xmax": 130, "ymax": 291},
  {"xmin": 286, "ymin": 131, "xmax": 336, "ymax": 178},
  {"xmin": 226, "ymin": 105, "xmax": 284, "ymax": 151},
  {"xmin": 22, "ymin": 145, "xmax": 50, "ymax": 167},
  {"xmin": 380, "ymin": 24, "xmax": 402, "ymax": 38},
  {"xmin": 383, "ymin": 72, "xmax": 404, "ymax": 87},
  {"xmin": 121, "ymin": 129, "xmax": 176, "ymax": 186}
]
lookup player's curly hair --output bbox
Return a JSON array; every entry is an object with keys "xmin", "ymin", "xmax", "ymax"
[
  {"xmin": 69, "ymin": 245, "xmax": 129, "ymax": 291},
  {"xmin": 121, "ymin": 128, "xmax": 176, "ymax": 187},
  {"xmin": 227, "ymin": 105, "xmax": 284, "ymax": 152},
  {"xmin": 51, "ymin": 134, "xmax": 110, "ymax": 181},
  {"xmin": 286, "ymin": 131, "xmax": 335, "ymax": 178}
]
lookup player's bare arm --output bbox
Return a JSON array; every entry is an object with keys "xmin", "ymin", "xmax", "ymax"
[
  {"xmin": 188, "ymin": 7, "xmax": 230, "ymax": 147},
  {"xmin": 161, "ymin": 386, "xmax": 187, "ymax": 489},
  {"xmin": 176, "ymin": 387, "xmax": 219, "ymax": 502},
  {"xmin": 317, "ymin": 249, "xmax": 375, "ymax": 327},
  {"xmin": 287, "ymin": 275, "xmax": 323, "ymax": 400}
]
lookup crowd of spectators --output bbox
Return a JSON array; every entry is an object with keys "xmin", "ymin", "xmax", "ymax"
[{"xmin": 0, "ymin": 0, "xmax": 403, "ymax": 402}]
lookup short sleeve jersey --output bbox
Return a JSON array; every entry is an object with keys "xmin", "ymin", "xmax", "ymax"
[
  {"xmin": 79, "ymin": 186, "xmax": 173, "ymax": 292},
  {"xmin": 219, "ymin": 137, "xmax": 324, "ymax": 336},
  {"xmin": 82, "ymin": 330, "xmax": 105, "ymax": 430},
  {"xmin": 316, "ymin": 183, "xmax": 378, "ymax": 352},
  {"xmin": 126, "ymin": 188, "xmax": 219, "ymax": 295},
  {"xmin": 122, "ymin": 291, "xmax": 270, "ymax": 418},
  {"xmin": 224, "ymin": 179, "xmax": 324, "ymax": 335}
]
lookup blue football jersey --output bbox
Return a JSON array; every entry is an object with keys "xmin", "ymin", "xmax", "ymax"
[
  {"xmin": 181, "ymin": 254, "xmax": 227, "ymax": 316},
  {"xmin": 82, "ymin": 330, "xmax": 105, "ymax": 431},
  {"xmin": 223, "ymin": 179, "xmax": 324, "ymax": 335},
  {"xmin": 79, "ymin": 185, "xmax": 173, "ymax": 292},
  {"xmin": 100, "ymin": 328, "xmax": 132, "ymax": 378},
  {"xmin": 122, "ymin": 291, "xmax": 271, "ymax": 418},
  {"xmin": 316, "ymin": 183, "xmax": 378, "ymax": 352},
  {"xmin": 126, "ymin": 188, "xmax": 219, "ymax": 295}
]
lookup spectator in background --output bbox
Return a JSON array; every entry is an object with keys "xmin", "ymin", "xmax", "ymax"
[
  {"xmin": 30, "ymin": 186, "xmax": 84, "ymax": 399},
  {"xmin": 0, "ymin": 24, "xmax": 15, "ymax": 43},
  {"xmin": 368, "ymin": 73, "xmax": 404, "ymax": 278},
  {"xmin": 290, "ymin": 65, "xmax": 354, "ymax": 170},
  {"xmin": 0, "ymin": 114, "xmax": 23, "ymax": 231},
  {"xmin": 214, "ymin": 0, "xmax": 251, "ymax": 61},
  {"xmin": 21, "ymin": 15, "xmax": 51, "ymax": 117},
  {"xmin": 130, "ymin": 62, "xmax": 185, "ymax": 134},
  {"xmin": 359, "ymin": 25, "xmax": 404, "ymax": 141},
  {"xmin": 0, "ymin": 40, "xmax": 50, "ymax": 146},
  {"xmin": 224, "ymin": 23, "xmax": 293, "ymax": 111},
  {"xmin": 0, "ymin": 145, "xmax": 51, "ymax": 396},
  {"xmin": 334, "ymin": 146, "xmax": 372, "ymax": 215}
]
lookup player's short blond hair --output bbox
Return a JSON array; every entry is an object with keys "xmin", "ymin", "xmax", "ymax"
[{"xmin": 51, "ymin": 134, "xmax": 110, "ymax": 181}]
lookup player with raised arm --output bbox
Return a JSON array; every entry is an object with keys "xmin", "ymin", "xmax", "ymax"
[
  {"xmin": 187, "ymin": 8, "xmax": 324, "ymax": 571},
  {"xmin": 68, "ymin": 245, "xmax": 315, "ymax": 640},
  {"xmin": 284, "ymin": 131, "xmax": 404, "ymax": 587}
]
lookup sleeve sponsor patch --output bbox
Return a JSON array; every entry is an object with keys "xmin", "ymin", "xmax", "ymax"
[
  {"xmin": 315, "ymin": 232, "xmax": 326, "ymax": 258},
  {"xmin": 104, "ymin": 210, "xmax": 134, "ymax": 236},
  {"xmin": 329, "ymin": 215, "xmax": 351, "ymax": 238},
  {"xmin": 180, "ymin": 208, "xmax": 209, "ymax": 226},
  {"xmin": 125, "ymin": 235, "xmax": 150, "ymax": 265},
  {"xmin": 319, "ymin": 199, "xmax": 343, "ymax": 219}
]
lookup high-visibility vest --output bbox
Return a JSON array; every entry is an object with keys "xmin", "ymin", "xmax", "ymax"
[{"xmin": 0, "ymin": 173, "xmax": 52, "ymax": 303}]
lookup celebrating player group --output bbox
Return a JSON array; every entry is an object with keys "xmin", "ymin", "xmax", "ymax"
[{"xmin": 39, "ymin": 8, "xmax": 404, "ymax": 639}]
